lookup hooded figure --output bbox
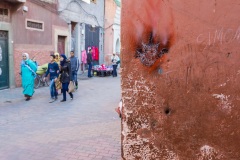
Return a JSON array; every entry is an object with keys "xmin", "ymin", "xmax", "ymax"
[
  {"xmin": 20, "ymin": 53, "xmax": 37, "ymax": 101},
  {"xmin": 59, "ymin": 54, "xmax": 73, "ymax": 102}
]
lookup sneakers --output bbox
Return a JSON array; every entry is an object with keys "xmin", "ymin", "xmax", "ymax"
[
  {"xmin": 60, "ymin": 99, "xmax": 66, "ymax": 102},
  {"xmin": 49, "ymin": 97, "xmax": 56, "ymax": 103}
]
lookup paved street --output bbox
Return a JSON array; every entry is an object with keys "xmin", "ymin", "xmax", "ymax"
[{"xmin": 0, "ymin": 74, "xmax": 121, "ymax": 160}]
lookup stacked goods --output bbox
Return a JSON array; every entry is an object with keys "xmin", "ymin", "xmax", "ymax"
[{"xmin": 36, "ymin": 63, "xmax": 48, "ymax": 75}]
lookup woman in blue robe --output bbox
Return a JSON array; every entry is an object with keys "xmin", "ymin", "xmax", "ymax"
[{"xmin": 20, "ymin": 53, "xmax": 37, "ymax": 101}]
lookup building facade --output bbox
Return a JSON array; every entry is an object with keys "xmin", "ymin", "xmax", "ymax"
[
  {"xmin": 58, "ymin": 0, "xmax": 105, "ymax": 67},
  {"xmin": 104, "ymin": 0, "xmax": 121, "ymax": 65},
  {"xmin": 0, "ymin": 0, "xmax": 69, "ymax": 89}
]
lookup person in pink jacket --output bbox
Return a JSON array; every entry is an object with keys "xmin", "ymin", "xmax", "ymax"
[{"xmin": 81, "ymin": 50, "xmax": 87, "ymax": 64}]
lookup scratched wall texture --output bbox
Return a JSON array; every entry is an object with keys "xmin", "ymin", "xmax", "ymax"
[{"xmin": 121, "ymin": 0, "xmax": 240, "ymax": 159}]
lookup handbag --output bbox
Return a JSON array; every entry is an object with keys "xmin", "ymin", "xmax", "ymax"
[
  {"xmin": 55, "ymin": 75, "xmax": 62, "ymax": 90},
  {"xmin": 68, "ymin": 81, "xmax": 75, "ymax": 93}
]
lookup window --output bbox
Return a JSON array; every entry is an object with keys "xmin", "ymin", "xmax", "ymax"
[
  {"xmin": 0, "ymin": 8, "xmax": 9, "ymax": 22},
  {"xmin": 40, "ymin": 0, "xmax": 57, "ymax": 4},
  {"xmin": 26, "ymin": 19, "xmax": 44, "ymax": 31},
  {"xmin": 91, "ymin": 0, "xmax": 97, "ymax": 4},
  {"xmin": 0, "ymin": 8, "xmax": 8, "ymax": 16}
]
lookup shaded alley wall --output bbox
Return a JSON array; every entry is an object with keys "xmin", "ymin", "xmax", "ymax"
[{"xmin": 121, "ymin": 0, "xmax": 240, "ymax": 159}]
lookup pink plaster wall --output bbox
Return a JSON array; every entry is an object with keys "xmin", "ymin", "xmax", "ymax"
[
  {"xmin": 13, "ymin": 45, "xmax": 54, "ymax": 87},
  {"xmin": 11, "ymin": 1, "xmax": 68, "ymax": 87},
  {"xmin": 104, "ymin": 0, "xmax": 117, "ymax": 65},
  {"xmin": 121, "ymin": 0, "xmax": 240, "ymax": 159}
]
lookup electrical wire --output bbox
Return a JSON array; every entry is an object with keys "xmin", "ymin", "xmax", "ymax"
[{"xmin": 58, "ymin": 0, "xmax": 101, "ymax": 27}]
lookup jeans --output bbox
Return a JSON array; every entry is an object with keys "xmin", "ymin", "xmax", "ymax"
[
  {"xmin": 113, "ymin": 65, "xmax": 118, "ymax": 77},
  {"xmin": 72, "ymin": 71, "xmax": 78, "ymax": 86},
  {"xmin": 88, "ymin": 62, "xmax": 92, "ymax": 77},
  {"xmin": 62, "ymin": 82, "xmax": 73, "ymax": 101},
  {"xmin": 50, "ymin": 79, "xmax": 57, "ymax": 98}
]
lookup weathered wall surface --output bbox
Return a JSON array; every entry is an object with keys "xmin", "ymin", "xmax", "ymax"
[
  {"xmin": 58, "ymin": 0, "xmax": 105, "ymax": 27},
  {"xmin": 121, "ymin": 0, "xmax": 240, "ymax": 159}
]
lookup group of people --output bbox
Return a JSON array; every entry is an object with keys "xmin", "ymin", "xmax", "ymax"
[
  {"xmin": 20, "ymin": 50, "xmax": 120, "ymax": 102},
  {"xmin": 20, "ymin": 51, "xmax": 79, "ymax": 102}
]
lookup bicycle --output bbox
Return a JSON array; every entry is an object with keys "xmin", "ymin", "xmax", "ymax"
[
  {"xmin": 34, "ymin": 74, "xmax": 49, "ymax": 89},
  {"xmin": 34, "ymin": 63, "xmax": 49, "ymax": 89}
]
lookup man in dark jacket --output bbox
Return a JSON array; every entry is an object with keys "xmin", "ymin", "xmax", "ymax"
[
  {"xmin": 87, "ymin": 48, "xmax": 93, "ymax": 78},
  {"xmin": 69, "ymin": 51, "xmax": 79, "ymax": 89}
]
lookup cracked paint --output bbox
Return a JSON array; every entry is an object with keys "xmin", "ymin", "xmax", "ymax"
[{"xmin": 213, "ymin": 94, "xmax": 233, "ymax": 114}]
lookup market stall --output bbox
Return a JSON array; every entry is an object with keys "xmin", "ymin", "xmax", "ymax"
[{"xmin": 92, "ymin": 64, "xmax": 113, "ymax": 77}]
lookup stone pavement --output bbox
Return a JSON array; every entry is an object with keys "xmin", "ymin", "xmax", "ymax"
[{"xmin": 0, "ymin": 74, "xmax": 121, "ymax": 160}]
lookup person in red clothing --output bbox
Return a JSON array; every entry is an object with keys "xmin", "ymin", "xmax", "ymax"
[{"xmin": 91, "ymin": 46, "xmax": 99, "ymax": 61}]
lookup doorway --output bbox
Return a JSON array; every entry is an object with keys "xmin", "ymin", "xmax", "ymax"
[
  {"xmin": 0, "ymin": 30, "xmax": 9, "ymax": 90},
  {"xmin": 57, "ymin": 36, "xmax": 66, "ymax": 54}
]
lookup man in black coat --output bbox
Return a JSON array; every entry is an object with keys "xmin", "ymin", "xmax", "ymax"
[{"xmin": 87, "ymin": 48, "xmax": 93, "ymax": 78}]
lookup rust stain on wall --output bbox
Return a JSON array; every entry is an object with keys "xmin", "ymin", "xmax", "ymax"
[{"xmin": 121, "ymin": 0, "xmax": 240, "ymax": 159}]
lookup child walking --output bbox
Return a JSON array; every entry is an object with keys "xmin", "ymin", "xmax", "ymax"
[{"xmin": 44, "ymin": 54, "xmax": 59, "ymax": 103}]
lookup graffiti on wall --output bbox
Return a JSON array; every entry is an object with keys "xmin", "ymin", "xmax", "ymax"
[{"xmin": 196, "ymin": 26, "xmax": 240, "ymax": 50}]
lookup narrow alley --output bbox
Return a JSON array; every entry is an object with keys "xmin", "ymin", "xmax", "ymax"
[{"xmin": 0, "ymin": 75, "xmax": 121, "ymax": 160}]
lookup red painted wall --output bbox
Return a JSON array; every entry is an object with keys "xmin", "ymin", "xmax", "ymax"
[{"xmin": 121, "ymin": 0, "xmax": 240, "ymax": 159}]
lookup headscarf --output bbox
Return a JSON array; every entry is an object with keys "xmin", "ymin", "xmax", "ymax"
[
  {"xmin": 60, "ymin": 54, "xmax": 67, "ymax": 66},
  {"xmin": 22, "ymin": 53, "xmax": 29, "ymax": 61},
  {"xmin": 20, "ymin": 52, "xmax": 37, "ymax": 77},
  {"xmin": 54, "ymin": 52, "xmax": 60, "ymax": 64},
  {"xmin": 21, "ymin": 53, "xmax": 29, "ymax": 66}
]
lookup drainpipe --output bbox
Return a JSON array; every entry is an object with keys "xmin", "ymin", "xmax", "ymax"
[
  {"xmin": 102, "ymin": 0, "xmax": 105, "ymax": 64},
  {"xmin": 67, "ymin": 20, "xmax": 71, "ymax": 56}
]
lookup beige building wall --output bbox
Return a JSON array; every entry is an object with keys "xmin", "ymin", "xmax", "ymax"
[{"xmin": 104, "ymin": 0, "xmax": 120, "ymax": 65}]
